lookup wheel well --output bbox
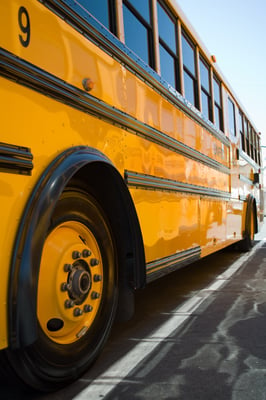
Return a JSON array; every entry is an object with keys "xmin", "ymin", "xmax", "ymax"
[
  {"xmin": 9, "ymin": 147, "xmax": 146, "ymax": 349},
  {"xmin": 245, "ymin": 195, "xmax": 258, "ymax": 235},
  {"xmin": 253, "ymin": 199, "xmax": 258, "ymax": 234},
  {"xmin": 243, "ymin": 195, "xmax": 258, "ymax": 237},
  {"xmin": 69, "ymin": 161, "xmax": 146, "ymax": 319}
]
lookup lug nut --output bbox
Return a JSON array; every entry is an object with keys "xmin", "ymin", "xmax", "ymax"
[
  {"xmin": 64, "ymin": 263, "xmax": 73, "ymax": 272},
  {"xmin": 65, "ymin": 299, "xmax": 75, "ymax": 308},
  {"xmin": 72, "ymin": 251, "xmax": 81, "ymax": 260},
  {"xmin": 82, "ymin": 249, "xmax": 91, "ymax": 258},
  {"xmin": 90, "ymin": 258, "xmax": 99, "ymax": 266},
  {"xmin": 91, "ymin": 291, "xmax": 100, "ymax": 300},
  {"xmin": 73, "ymin": 308, "xmax": 83, "ymax": 317},
  {"xmin": 93, "ymin": 274, "xmax": 102, "ymax": 282},
  {"xmin": 61, "ymin": 282, "xmax": 68, "ymax": 292},
  {"xmin": 84, "ymin": 304, "xmax": 93, "ymax": 313}
]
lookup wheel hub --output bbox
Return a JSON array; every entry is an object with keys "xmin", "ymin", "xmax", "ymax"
[
  {"xmin": 37, "ymin": 221, "xmax": 104, "ymax": 344},
  {"xmin": 67, "ymin": 260, "xmax": 92, "ymax": 303}
]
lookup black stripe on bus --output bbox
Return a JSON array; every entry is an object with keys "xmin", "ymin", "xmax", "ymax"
[
  {"xmin": 125, "ymin": 170, "xmax": 231, "ymax": 199},
  {"xmin": 0, "ymin": 142, "xmax": 33, "ymax": 175},
  {"xmin": 146, "ymin": 246, "xmax": 201, "ymax": 282},
  {"xmin": 0, "ymin": 47, "xmax": 229, "ymax": 175}
]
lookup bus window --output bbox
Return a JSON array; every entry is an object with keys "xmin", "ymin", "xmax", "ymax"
[
  {"xmin": 228, "ymin": 97, "xmax": 236, "ymax": 137},
  {"xmin": 182, "ymin": 32, "xmax": 198, "ymax": 108},
  {"xmin": 239, "ymin": 111, "xmax": 245, "ymax": 151},
  {"xmin": 250, "ymin": 127, "xmax": 255, "ymax": 161},
  {"xmin": 254, "ymin": 132, "xmax": 258, "ymax": 164},
  {"xmin": 157, "ymin": 1, "xmax": 180, "ymax": 91},
  {"xmin": 127, "ymin": 0, "xmax": 150, "ymax": 21},
  {"xmin": 244, "ymin": 118, "xmax": 250, "ymax": 156},
  {"xmin": 257, "ymin": 135, "xmax": 262, "ymax": 165},
  {"xmin": 200, "ymin": 56, "xmax": 212, "ymax": 120},
  {"xmin": 123, "ymin": 0, "xmax": 154, "ymax": 67},
  {"xmin": 213, "ymin": 75, "xmax": 223, "ymax": 132},
  {"xmin": 77, "ymin": 0, "xmax": 116, "ymax": 34}
]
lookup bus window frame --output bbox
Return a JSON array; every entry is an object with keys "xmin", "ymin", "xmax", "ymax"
[
  {"xmin": 227, "ymin": 96, "xmax": 236, "ymax": 139},
  {"xmin": 199, "ymin": 54, "xmax": 212, "ymax": 122},
  {"xmin": 181, "ymin": 29, "xmax": 199, "ymax": 109},
  {"xmin": 157, "ymin": 0, "xmax": 180, "ymax": 92},
  {"xmin": 122, "ymin": 0, "xmax": 155, "ymax": 68}
]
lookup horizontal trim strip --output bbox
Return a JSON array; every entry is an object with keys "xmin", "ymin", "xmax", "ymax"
[
  {"xmin": 45, "ymin": 0, "xmax": 230, "ymax": 148},
  {"xmin": 239, "ymin": 174, "xmax": 253, "ymax": 186},
  {"xmin": 0, "ymin": 142, "xmax": 33, "ymax": 175},
  {"xmin": 125, "ymin": 170, "xmax": 231, "ymax": 199},
  {"xmin": 238, "ymin": 149, "xmax": 260, "ymax": 170},
  {"xmin": 146, "ymin": 246, "xmax": 201, "ymax": 282},
  {"xmin": 0, "ymin": 48, "xmax": 230, "ymax": 175}
]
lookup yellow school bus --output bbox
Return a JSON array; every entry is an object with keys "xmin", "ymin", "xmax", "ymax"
[{"xmin": 0, "ymin": 0, "xmax": 263, "ymax": 390}]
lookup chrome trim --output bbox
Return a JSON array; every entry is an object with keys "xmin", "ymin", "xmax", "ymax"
[
  {"xmin": 239, "ymin": 149, "xmax": 260, "ymax": 170},
  {"xmin": 146, "ymin": 246, "xmax": 201, "ymax": 282},
  {"xmin": 125, "ymin": 170, "xmax": 231, "ymax": 199},
  {"xmin": 0, "ymin": 142, "xmax": 33, "ymax": 175},
  {"xmin": 239, "ymin": 174, "xmax": 253, "ymax": 186}
]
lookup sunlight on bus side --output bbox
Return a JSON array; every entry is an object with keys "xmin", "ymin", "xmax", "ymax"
[{"xmin": 0, "ymin": 0, "xmax": 263, "ymax": 391}]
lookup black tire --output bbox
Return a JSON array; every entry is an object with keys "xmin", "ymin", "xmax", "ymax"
[
  {"xmin": 238, "ymin": 207, "xmax": 255, "ymax": 252},
  {"xmin": 3, "ymin": 188, "xmax": 118, "ymax": 391}
]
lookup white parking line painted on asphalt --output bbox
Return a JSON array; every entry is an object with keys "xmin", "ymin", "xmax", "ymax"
[{"xmin": 74, "ymin": 240, "xmax": 264, "ymax": 400}]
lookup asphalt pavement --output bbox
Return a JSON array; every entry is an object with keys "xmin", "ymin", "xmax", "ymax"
[{"xmin": 70, "ymin": 234, "xmax": 266, "ymax": 400}]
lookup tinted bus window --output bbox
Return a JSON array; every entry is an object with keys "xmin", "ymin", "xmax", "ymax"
[
  {"xmin": 244, "ymin": 118, "xmax": 250, "ymax": 156},
  {"xmin": 213, "ymin": 75, "xmax": 223, "ymax": 131},
  {"xmin": 200, "ymin": 57, "xmax": 211, "ymax": 120},
  {"xmin": 157, "ymin": 1, "xmax": 179, "ymax": 91},
  {"xmin": 123, "ymin": 0, "xmax": 154, "ymax": 67},
  {"xmin": 129, "ymin": 0, "xmax": 150, "ymax": 22},
  {"xmin": 228, "ymin": 98, "xmax": 236, "ymax": 137},
  {"xmin": 239, "ymin": 111, "xmax": 245, "ymax": 151},
  {"xmin": 157, "ymin": 2, "xmax": 176, "ymax": 52},
  {"xmin": 182, "ymin": 32, "xmax": 198, "ymax": 107},
  {"xmin": 78, "ymin": 0, "xmax": 115, "ymax": 33}
]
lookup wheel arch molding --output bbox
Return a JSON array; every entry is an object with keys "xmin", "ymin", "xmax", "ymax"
[
  {"xmin": 245, "ymin": 194, "xmax": 258, "ymax": 235},
  {"xmin": 8, "ymin": 146, "xmax": 145, "ymax": 349}
]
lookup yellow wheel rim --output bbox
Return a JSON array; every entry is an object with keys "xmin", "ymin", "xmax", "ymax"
[{"xmin": 37, "ymin": 221, "xmax": 104, "ymax": 344}]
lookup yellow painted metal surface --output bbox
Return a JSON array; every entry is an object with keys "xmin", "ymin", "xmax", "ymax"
[
  {"xmin": 131, "ymin": 190, "xmax": 199, "ymax": 262},
  {"xmin": 0, "ymin": 1, "xmax": 259, "ymax": 349},
  {"xmin": 0, "ymin": 0, "xmax": 230, "ymax": 168}
]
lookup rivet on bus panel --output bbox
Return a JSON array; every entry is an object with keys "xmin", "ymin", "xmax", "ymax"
[{"xmin": 82, "ymin": 78, "xmax": 95, "ymax": 92}]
